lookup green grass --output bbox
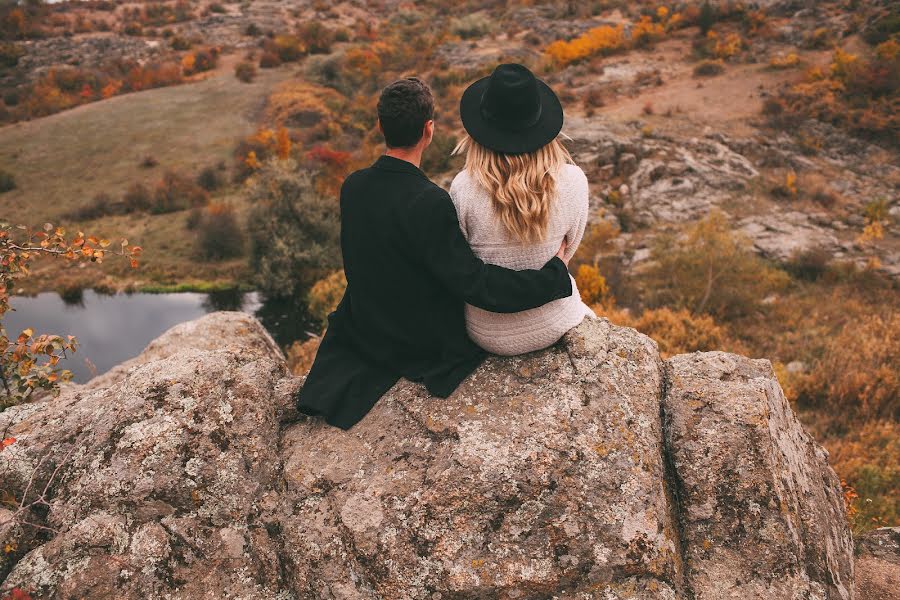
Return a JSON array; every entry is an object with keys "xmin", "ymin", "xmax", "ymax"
[{"xmin": 0, "ymin": 61, "xmax": 295, "ymax": 292}]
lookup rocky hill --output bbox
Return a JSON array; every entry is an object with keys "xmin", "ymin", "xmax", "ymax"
[{"xmin": 0, "ymin": 311, "xmax": 877, "ymax": 599}]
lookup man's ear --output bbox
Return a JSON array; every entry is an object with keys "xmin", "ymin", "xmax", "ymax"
[
  {"xmin": 423, "ymin": 120, "xmax": 435, "ymax": 145},
  {"xmin": 376, "ymin": 118, "xmax": 384, "ymax": 135}
]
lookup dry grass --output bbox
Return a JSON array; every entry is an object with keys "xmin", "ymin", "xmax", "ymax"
[{"xmin": 0, "ymin": 60, "xmax": 295, "ymax": 292}]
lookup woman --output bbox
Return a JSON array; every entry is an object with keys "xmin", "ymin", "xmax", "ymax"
[{"xmin": 450, "ymin": 63, "xmax": 594, "ymax": 356}]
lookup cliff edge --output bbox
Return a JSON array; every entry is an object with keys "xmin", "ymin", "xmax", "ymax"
[{"xmin": 0, "ymin": 312, "xmax": 857, "ymax": 599}]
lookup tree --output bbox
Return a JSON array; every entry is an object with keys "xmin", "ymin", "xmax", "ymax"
[
  {"xmin": 642, "ymin": 210, "xmax": 789, "ymax": 320},
  {"xmin": 246, "ymin": 161, "xmax": 341, "ymax": 299},
  {"xmin": 0, "ymin": 222, "xmax": 141, "ymax": 408}
]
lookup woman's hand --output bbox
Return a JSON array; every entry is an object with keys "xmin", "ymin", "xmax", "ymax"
[{"xmin": 556, "ymin": 237, "xmax": 569, "ymax": 266}]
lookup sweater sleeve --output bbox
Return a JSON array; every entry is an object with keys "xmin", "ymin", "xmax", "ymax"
[
  {"xmin": 405, "ymin": 186, "xmax": 573, "ymax": 314},
  {"xmin": 563, "ymin": 166, "xmax": 591, "ymax": 263}
]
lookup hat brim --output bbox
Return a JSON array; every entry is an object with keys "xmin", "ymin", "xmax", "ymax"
[{"xmin": 459, "ymin": 76, "xmax": 564, "ymax": 155}]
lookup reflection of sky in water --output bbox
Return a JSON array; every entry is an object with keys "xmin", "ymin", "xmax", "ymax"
[{"xmin": 5, "ymin": 290, "xmax": 265, "ymax": 383}]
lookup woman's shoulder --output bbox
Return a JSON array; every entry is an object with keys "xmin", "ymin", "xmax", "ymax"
[
  {"xmin": 557, "ymin": 163, "xmax": 589, "ymax": 202},
  {"xmin": 559, "ymin": 163, "xmax": 588, "ymax": 187},
  {"xmin": 449, "ymin": 169, "xmax": 482, "ymax": 206}
]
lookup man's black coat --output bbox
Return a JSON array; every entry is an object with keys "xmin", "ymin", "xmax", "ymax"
[{"xmin": 296, "ymin": 155, "xmax": 573, "ymax": 429}]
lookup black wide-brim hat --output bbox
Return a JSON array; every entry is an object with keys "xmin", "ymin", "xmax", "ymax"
[{"xmin": 460, "ymin": 63, "xmax": 564, "ymax": 155}]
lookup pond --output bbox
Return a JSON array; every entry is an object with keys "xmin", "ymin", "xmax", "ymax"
[{"xmin": 4, "ymin": 289, "xmax": 316, "ymax": 383}]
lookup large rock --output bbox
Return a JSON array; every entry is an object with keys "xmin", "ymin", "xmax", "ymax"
[
  {"xmin": 0, "ymin": 312, "xmax": 855, "ymax": 599},
  {"xmin": 854, "ymin": 527, "xmax": 900, "ymax": 600}
]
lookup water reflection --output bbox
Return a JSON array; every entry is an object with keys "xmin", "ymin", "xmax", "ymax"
[{"xmin": 3, "ymin": 289, "xmax": 313, "ymax": 383}]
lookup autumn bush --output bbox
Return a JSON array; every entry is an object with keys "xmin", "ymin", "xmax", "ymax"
[
  {"xmin": 235, "ymin": 60, "xmax": 257, "ymax": 83},
  {"xmin": 641, "ymin": 210, "xmax": 789, "ymax": 320},
  {"xmin": 769, "ymin": 43, "xmax": 900, "ymax": 145},
  {"xmin": 233, "ymin": 126, "xmax": 293, "ymax": 180},
  {"xmin": 181, "ymin": 47, "xmax": 219, "ymax": 75},
  {"xmin": 0, "ymin": 222, "xmax": 140, "ymax": 407},
  {"xmin": 259, "ymin": 50, "xmax": 281, "ymax": 68},
  {"xmin": 196, "ymin": 202, "xmax": 245, "ymax": 261},
  {"xmin": 451, "ymin": 13, "xmax": 493, "ymax": 40},
  {"xmin": 796, "ymin": 312, "xmax": 899, "ymax": 423},
  {"xmin": 308, "ymin": 269, "xmax": 346, "ymax": 327},
  {"xmin": 0, "ymin": 41, "xmax": 23, "ymax": 67},
  {"xmin": 196, "ymin": 164, "xmax": 225, "ymax": 191},
  {"xmin": 63, "ymin": 192, "xmax": 117, "ymax": 221},
  {"xmin": 626, "ymin": 307, "xmax": 725, "ymax": 358},
  {"xmin": 246, "ymin": 161, "xmax": 341, "ymax": 299},
  {"xmin": 296, "ymin": 20, "xmax": 333, "ymax": 54},
  {"xmin": 152, "ymin": 171, "xmax": 209, "ymax": 214},
  {"xmin": 693, "ymin": 59, "xmax": 724, "ymax": 76}
]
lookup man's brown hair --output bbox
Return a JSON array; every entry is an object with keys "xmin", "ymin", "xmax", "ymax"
[{"xmin": 376, "ymin": 77, "xmax": 434, "ymax": 148}]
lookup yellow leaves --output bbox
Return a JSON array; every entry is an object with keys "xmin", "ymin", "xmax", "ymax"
[
  {"xmin": 275, "ymin": 126, "xmax": 292, "ymax": 160},
  {"xmin": 785, "ymin": 170, "xmax": 797, "ymax": 198},
  {"xmin": 575, "ymin": 264, "xmax": 611, "ymax": 307},
  {"xmin": 181, "ymin": 52, "xmax": 196, "ymax": 74},
  {"xmin": 245, "ymin": 150, "xmax": 262, "ymax": 171},
  {"xmin": 830, "ymin": 48, "xmax": 858, "ymax": 81},
  {"xmin": 545, "ymin": 24, "xmax": 626, "ymax": 65},
  {"xmin": 769, "ymin": 52, "xmax": 800, "ymax": 69}
]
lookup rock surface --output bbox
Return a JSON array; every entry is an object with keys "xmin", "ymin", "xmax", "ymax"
[
  {"xmin": 0, "ymin": 312, "xmax": 855, "ymax": 599},
  {"xmin": 854, "ymin": 527, "xmax": 900, "ymax": 600}
]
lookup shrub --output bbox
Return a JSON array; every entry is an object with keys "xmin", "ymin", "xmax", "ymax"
[
  {"xmin": 297, "ymin": 20, "xmax": 333, "ymax": 54},
  {"xmin": 170, "ymin": 35, "xmax": 191, "ymax": 50},
  {"xmin": 259, "ymin": 50, "xmax": 281, "ymax": 68},
  {"xmin": 545, "ymin": 24, "xmax": 626, "ymax": 65},
  {"xmin": 0, "ymin": 41, "xmax": 24, "ymax": 68},
  {"xmin": 196, "ymin": 203, "xmax": 244, "ymax": 261},
  {"xmin": 693, "ymin": 59, "xmax": 724, "ymax": 76},
  {"xmin": 244, "ymin": 23, "xmax": 262, "ymax": 37},
  {"xmin": 197, "ymin": 165, "xmax": 223, "ymax": 191},
  {"xmin": 575, "ymin": 264, "xmax": 612, "ymax": 307},
  {"xmin": 272, "ymin": 34, "xmax": 303, "ymax": 62},
  {"xmin": 630, "ymin": 307, "xmax": 725, "ymax": 358},
  {"xmin": 797, "ymin": 312, "xmax": 899, "ymax": 422},
  {"xmin": 450, "ymin": 13, "xmax": 493, "ymax": 40},
  {"xmin": 182, "ymin": 47, "xmax": 219, "ymax": 75},
  {"xmin": 208, "ymin": 2, "xmax": 226, "ymax": 14},
  {"xmin": 785, "ymin": 246, "xmax": 832, "ymax": 281},
  {"xmin": 698, "ymin": 1, "xmax": 716, "ymax": 36},
  {"xmin": 246, "ymin": 162, "xmax": 341, "ymax": 298},
  {"xmin": 0, "ymin": 169, "xmax": 15, "ymax": 193},
  {"xmin": 152, "ymin": 170, "xmax": 209, "ymax": 214},
  {"xmin": 64, "ymin": 192, "xmax": 116, "ymax": 221},
  {"xmin": 286, "ymin": 336, "xmax": 321, "ymax": 375},
  {"xmin": 235, "ymin": 60, "xmax": 257, "ymax": 83},
  {"xmin": 421, "ymin": 132, "xmax": 458, "ymax": 174},
  {"xmin": 308, "ymin": 269, "xmax": 346, "ymax": 326},
  {"xmin": 122, "ymin": 182, "xmax": 152, "ymax": 211},
  {"xmin": 642, "ymin": 210, "xmax": 790, "ymax": 319}
]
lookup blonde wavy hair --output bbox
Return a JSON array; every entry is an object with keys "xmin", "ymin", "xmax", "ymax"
[{"xmin": 452, "ymin": 134, "xmax": 573, "ymax": 243}]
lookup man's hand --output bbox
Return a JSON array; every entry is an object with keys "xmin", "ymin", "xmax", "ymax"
[{"xmin": 556, "ymin": 237, "xmax": 569, "ymax": 266}]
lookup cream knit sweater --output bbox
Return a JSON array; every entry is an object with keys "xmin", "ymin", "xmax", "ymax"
[{"xmin": 449, "ymin": 163, "xmax": 595, "ymax": 356}]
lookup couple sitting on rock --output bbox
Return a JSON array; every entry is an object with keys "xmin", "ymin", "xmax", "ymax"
[{"xmin": 297, "ymin": 64, "xmax": 594, "ymax": 429}]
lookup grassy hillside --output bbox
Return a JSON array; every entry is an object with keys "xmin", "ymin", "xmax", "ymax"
[{"xmin": 0, "ymin": 59, "xmax": 295, "ymax": 293}]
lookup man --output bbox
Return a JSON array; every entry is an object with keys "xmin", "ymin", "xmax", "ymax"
[{"xmin": 296, "ymin": 77, "xmax": 573, "ymax": 429}]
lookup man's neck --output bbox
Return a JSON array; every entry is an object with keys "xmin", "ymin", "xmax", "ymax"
[{"xmin": 384, "ymin": 146, "xmax": 423, "ymax": 169}]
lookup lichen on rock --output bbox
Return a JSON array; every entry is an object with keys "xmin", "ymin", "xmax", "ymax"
[{"xmin": 0, "ymin": 311, "xmax": 855, "ymax": 599}]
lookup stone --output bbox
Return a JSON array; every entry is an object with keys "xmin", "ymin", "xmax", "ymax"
[
  {"xmin": 854, "ymin": 527, "xmax": 900, "ymax": 600},
  {"xmin": 663, "ymin": 353, "xmax": 854, "ymax": 599},
  {"xmin": 0, "ymin": 313, "xmax": 855, "ymax": 598},
  {"xmin": 617, "ymin": 152, "xmax": 639, "ymax": 177}
]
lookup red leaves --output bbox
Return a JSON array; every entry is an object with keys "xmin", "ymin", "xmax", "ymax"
[
  {"xmin": 2, "ymin": 588, "xmax": 33, "ymax": 600},
  {"xmin": 0, "ymin": 437, "xmax": 15, "ymax": 451}
]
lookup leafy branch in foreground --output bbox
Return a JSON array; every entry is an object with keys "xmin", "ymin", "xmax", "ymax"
[{"xmin": 0, "ymin": 222, "xmax": 141, "ymax": 407}]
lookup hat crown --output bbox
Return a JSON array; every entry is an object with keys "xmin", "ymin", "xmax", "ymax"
[{"xmin": 480, "ymin": 64, "xmax": 542, "ymax": 132}]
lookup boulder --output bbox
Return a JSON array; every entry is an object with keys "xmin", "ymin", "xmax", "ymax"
[
  {"xmin": 854, "ymin": 527, "xmax": 900, "ymax": 600},
  {"xmin": 0, "ymin": 312, "xmax": 855, "ymax": 599}
]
